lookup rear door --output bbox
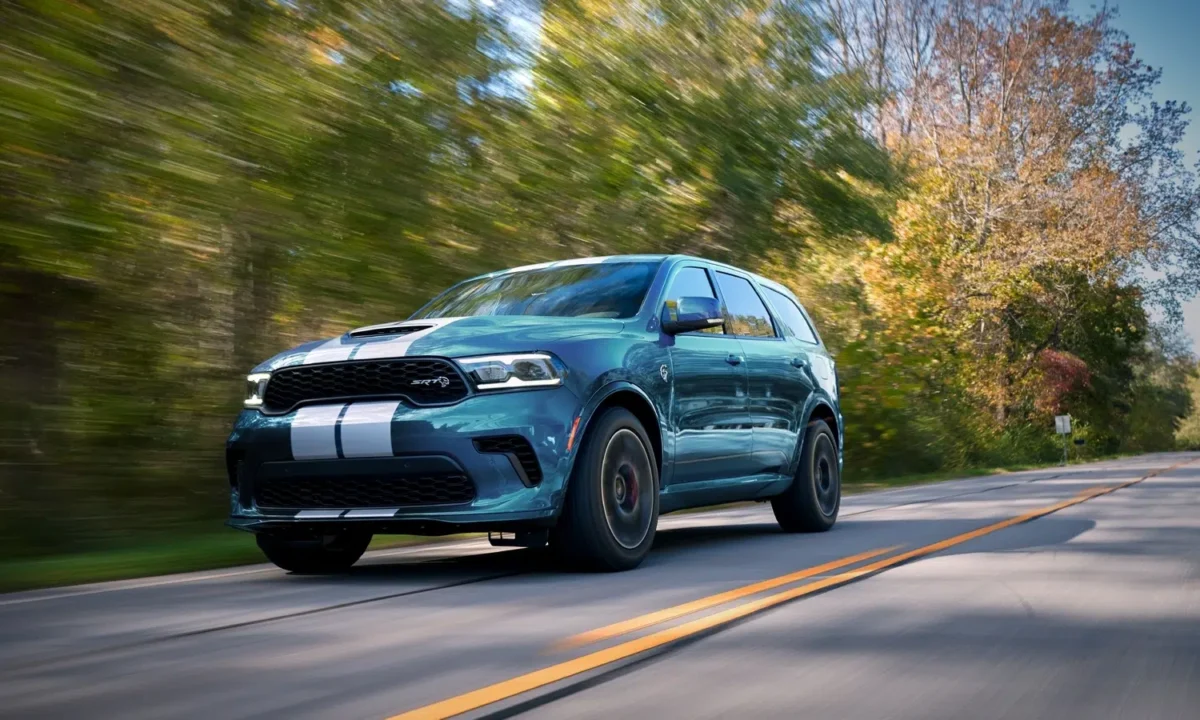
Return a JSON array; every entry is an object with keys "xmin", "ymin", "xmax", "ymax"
[
  {"xmin": 712, "ymin": 271, "xmax": 812, "ymax": 478},
  {"xmin": 662, "ymin": 264, "xmax": 753, "ymax": 486}
]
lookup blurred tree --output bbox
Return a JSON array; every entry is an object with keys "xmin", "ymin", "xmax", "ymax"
[
  {"xmin": 517, "ymin": 0, "xmax": 895, "ymax": 263},
  {"xmin": 0, "ymin": 0, "xmax": 530, "ymax": 553}
]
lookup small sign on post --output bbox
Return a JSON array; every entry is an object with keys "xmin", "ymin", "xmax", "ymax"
[
  {"xmin": 1055, "ymin": 415, "xmax": 1072, "ymax": 465},
  {"xmin": 1054, "ymin": 415, "xmax": 1072, "ymax": 435}
]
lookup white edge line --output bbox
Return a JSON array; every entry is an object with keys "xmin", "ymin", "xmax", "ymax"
[{"xmin": 0, "ymin": 566, "xmax": 277, "ymax": 607}]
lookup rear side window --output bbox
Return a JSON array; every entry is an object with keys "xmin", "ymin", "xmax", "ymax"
[
  {"xmin": 714, "ymin": 272, "xmax": 776, "ymax": 338},
  {"xmin": 665, "ymin": 266, "xmax": 722, "ymax": 334},
  {"xmin": 764, "ymin": 288, "xmax": 819, "ymax": 344}
]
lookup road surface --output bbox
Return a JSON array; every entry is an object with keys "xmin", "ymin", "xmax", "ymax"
[{"xmin": 2, "ymin": 452, "xmax": 1198, "ymax": 719}]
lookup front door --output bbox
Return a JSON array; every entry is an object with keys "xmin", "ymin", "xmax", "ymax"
[{"xmin": 663, "ymin": 265, "xmax": 753, "ymax": 486}]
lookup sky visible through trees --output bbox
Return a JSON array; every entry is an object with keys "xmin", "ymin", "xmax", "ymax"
[{"xmin": 1068, "ymin": 0, "xmax": 1200, "ymax": 354}]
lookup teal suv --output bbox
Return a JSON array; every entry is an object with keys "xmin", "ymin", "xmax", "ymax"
[{"xmin": 227, "ymin": 256, "xmax": 843, "ymax": 572}]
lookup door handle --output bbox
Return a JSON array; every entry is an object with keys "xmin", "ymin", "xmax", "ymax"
[
  {"xmin": 726, "ymin": 354, "xmax": 743, "ymax": 366},
  {"xmin": 791, "ymin": 357, "xmax": 808, "ymax": 369}
]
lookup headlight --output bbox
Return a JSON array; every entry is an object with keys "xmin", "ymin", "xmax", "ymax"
[
  {"xmin": 244, "ymin": 372, "xmax": 272, "ymax": 408},
  {"xmin": 456, "ymin": 353, "xmax": 562, "ymax": 391}
]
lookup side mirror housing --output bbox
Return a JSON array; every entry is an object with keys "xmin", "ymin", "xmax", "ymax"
[{"xmin": 662, "ymin": 296, "xmax": 724, "ymax": 335}]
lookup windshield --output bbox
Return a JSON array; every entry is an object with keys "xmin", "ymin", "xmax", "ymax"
[{"xmin": 415, "ymin": 261, "xmax": 661, "ymax": 319}]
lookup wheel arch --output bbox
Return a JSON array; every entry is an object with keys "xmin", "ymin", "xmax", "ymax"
[
  {"xmin": 566, "ymin": 382, "xmax": 665, "ymax": 493},
  {"xmin": 807, "ymin": 400, "xmax": 840, "ymax": 448},
  {"xmin": 784, "ymin": 398, "xmax": 842, "ymax": 482}
]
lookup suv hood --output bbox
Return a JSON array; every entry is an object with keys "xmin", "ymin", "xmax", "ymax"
[{"xmin": 254, "ymin": 315, "xmax": 626, "ymax": 372}]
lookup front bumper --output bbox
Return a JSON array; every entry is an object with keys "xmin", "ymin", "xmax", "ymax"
[{"xmin": 225, "ymin": 387, "xmax": 582, "ymax": 534}]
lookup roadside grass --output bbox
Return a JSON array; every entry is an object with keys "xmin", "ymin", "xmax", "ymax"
[
  {"xmin": 665, "ymin": 454, "xmax": 1106, "ymax": 516},
  {"xmin": 0, "ymin": 532, "xmax": 477, "ymax": 594},
  {"xmin": 843, "ymin": 450, "xmax": 1135, "ymax": 493},
  {"xmin": 0, "ymin": 453, "xmax": 1127, "ymax": 594},
  {"xmin": 842, "ymin": 463, "xmax": 1045, "ymax": 494}
]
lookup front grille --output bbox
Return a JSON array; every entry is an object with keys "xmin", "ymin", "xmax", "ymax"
[
  {"xmin": 475, "ymin": 435, "xmax": 542, "ymax": 486},
  {"xmin": 262, "ymin": 358, "xmax": 468, "ymax": 413},
  {"xmin": 255, "ymin": 472, "xmax": 476, "ymax": 509}
]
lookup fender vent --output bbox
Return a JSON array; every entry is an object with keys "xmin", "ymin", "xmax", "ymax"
[{"xmin": 475, "ymin": 435, "xmax": 542, "ymax": 486}]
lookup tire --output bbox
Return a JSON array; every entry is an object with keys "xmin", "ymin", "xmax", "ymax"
[
  {"xmin": 256, "ymin": 532, "xmax": 372, "ymax": 574},
  {"xmin": 772, "ymin": 419, "xmax": 840, "ymax": 533},
  {"xmin": 552, "ymin": 407, "xmax": 659, "ymax": 571}
]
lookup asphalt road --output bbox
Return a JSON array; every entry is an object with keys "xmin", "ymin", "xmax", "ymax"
[{"xmin": 3, "ymin": 452, "xmax": 1198, "ymax": 719}]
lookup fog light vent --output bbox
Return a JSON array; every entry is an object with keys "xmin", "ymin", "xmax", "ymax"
[{"xmin": 474, "ymin": 435, "xmax": 542, "ymax": 487}]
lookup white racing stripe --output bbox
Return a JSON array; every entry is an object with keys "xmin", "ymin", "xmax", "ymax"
[
  {"xmin": 290, "ymin": 404, "xmax": 344, "ymax": 460},
  {"xmin": 340, "ymin": 401, "xmax": 401, "ymax": 458},
  {"xmin": 345, "ymin": 508, "xmax": 400, "ymax": 518},
  {"xmin": 296, "ymin": 509, "xmax": 344, "ymax": 519},
  {"xmin": 301, "ymin": 338, "xmax": 356, "ymax": 365},
  {"xmin": 288, "ymin": 317, "xmax": 463, "ymax": 460},
  {"xmin": 299, "ymin": 316, "xmax": 464, "ymax": 365}
]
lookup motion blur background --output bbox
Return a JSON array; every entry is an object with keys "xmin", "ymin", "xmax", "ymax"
[{"xmin": 2, "ymin": 0, "xmax": 1200, "ymax": 568}]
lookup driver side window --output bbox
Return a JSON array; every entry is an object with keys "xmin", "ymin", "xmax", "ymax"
[{"xmin": 666, "ymin": 267, "xmax": 724, "ymax": 334}]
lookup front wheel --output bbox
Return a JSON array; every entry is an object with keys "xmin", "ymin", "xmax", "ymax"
[
  {"xmin": 772, "ymin": 419, "xmax": 840, "ymax": 533},
  {"xmin": 553, "ymin": 407, "xmax": 659, "ymax": 571},
  {"xmin": 256, "ymin": 532, "xmax": 372, "ymax": 574}
]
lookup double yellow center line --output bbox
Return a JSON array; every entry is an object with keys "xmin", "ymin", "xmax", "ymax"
[
  {"xmin": 552, "ymin": 545, "xmax": 897, "ymax": 651},
  {"xmin": 390, "ymin": 459, "xmax": 1194, "ymax": 720}
]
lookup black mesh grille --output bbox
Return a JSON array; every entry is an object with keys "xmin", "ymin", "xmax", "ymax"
[
  {"xmin": 255, "ymin": 472, "xmax": 476, "ymax": 509},
  {"xmin": 262, "ymin": 358, "xmax": 467, "ymax": 413},
  {"xmin": 474, "ymin": 435, "xmax": 542, "ymax": 485}
]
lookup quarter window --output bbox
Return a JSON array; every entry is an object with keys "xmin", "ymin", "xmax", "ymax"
[
  {"xmin": 764, "ymin": 288, "xmax": 819, "ymax": 344},
  {"xmin": 714, "ymin": 273, "xmax": 776, "ymax": 338},
  {"xmin": 664, "ymin": 267, "xmax": 722, "ymax": 334}
]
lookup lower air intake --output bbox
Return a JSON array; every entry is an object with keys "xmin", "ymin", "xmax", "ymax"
[{"xmin": 255, "ymin": 472, "xmax": 476, "ymax": 509}]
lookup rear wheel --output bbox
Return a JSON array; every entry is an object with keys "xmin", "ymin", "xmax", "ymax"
[
  {"xmin": 553, "ymin": 407, "xmax": 659, "ymax": 571},
  {"xmin": 772, "ymin": 419, "xmax": 840, "ymax": 533},
  {"xmin": 256, "ymin": 532, "xmax": 372, "ymax": 574}
]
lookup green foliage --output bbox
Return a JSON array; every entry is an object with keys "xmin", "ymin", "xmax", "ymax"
[{"xmin": 1177, "ymin": 367, "xmax": 1200, "ymax": 450}]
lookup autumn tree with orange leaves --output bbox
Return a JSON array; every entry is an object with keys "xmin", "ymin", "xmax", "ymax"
[{"xmin": 804, "ymin": 0, "xmax": 1200, "ymax": 470}]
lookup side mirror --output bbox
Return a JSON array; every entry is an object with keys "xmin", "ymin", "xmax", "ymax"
[{"xmin": 662, "ymin": 296, "xmax": 724, "ymax": 335}]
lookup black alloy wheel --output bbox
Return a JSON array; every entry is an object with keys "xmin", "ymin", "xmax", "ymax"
[
  {"xmin": 553, "ymin": 407, "xmax": 659, "ymax": 571},
  {"xmin": 772, "ymin": 419, "xmax": 840, "ymax": 533}
]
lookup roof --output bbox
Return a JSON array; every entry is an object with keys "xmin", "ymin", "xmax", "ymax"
[
  {"xmin": 469, "ymin": 254, "xmax": 797, "ymax": 298},
  {"xmin": 475, "ymin": 255, "xmax": 667, "ymax": 279}
]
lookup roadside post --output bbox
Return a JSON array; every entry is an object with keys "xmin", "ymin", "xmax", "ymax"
[{"xmin": 1055, "ymin": 415, "xmax": 1072, "ymax": 465}]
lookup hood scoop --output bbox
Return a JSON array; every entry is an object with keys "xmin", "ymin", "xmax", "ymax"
[{"xmin": 348, "ymin": 323, "xmax": 431, "ymax": 339}]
